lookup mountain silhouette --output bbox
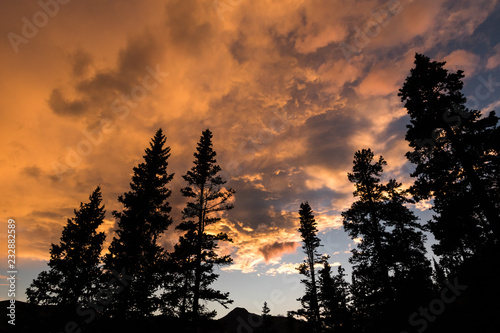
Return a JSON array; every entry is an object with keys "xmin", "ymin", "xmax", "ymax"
[{"xmin": 0, "ymin": 302, "xmax": 305, "ymax": 333}]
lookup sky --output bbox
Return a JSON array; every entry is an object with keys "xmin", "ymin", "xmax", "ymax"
[{"xmin": 1, "ymin": 0, "xmax": 500, "ymax": 319}]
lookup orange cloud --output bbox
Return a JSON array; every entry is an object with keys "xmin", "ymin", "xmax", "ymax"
[
  {"xmin": 443, "ymin": 50, "xmax": 481, "ymax": 77},
  {"xmin": 0, "ymin": 0, "xmax": 495, "ymax": 281},
  {"xmin": 259, "ymin": 241, "xmax": 299, "ymax": 262}
]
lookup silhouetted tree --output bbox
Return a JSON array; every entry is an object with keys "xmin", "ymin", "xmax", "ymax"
[
  {"xmin": 261, "ymin": 301, "xmax": 272, "ymax": 333},
  {"xmin": 104, "ymin": 129, "xmax": 174, "ymax": 318},
  {"xmin": 174, "ymin": 129, "xmax": 235, "ymax": 321},
  {"xmin": 161, "ymin": 233, "xmax": 196, "ymax": 319},
  {"xmin": 318, "ymin": 257, "xmax": 351, "ymax": 333},
  {"xmin": 399, "ymin": 54, "xmax": 500, "ymax": 260},
  {"xmin": 342, "ymin": 149, "xmax": 433, "ymax": 331},
  {"xmin": 342, "ymin": 149, "xmax": 391, "ymax": 328},
  {"xmin": 293, "ymin": 202, "xmax": 322, "ymax": 333},
  {"xmin": 382, "ymin": 179, "xmax": 434, "ymax": 326},
  {"xmin": 27, "ymin": 186, "xmax": 105, "ymax": 308},
  {"xmin": 427, "ymin": 183, "xmax": 490, "ymax": 274},
  {"xmin": 432, "ymin": 257, "xmax": 447, "ymax": 289},
  {"xmin": 262, "ymin": 301, "xmax": 271, "ymax": 318}
]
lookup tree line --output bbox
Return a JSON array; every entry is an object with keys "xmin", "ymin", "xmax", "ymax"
[
  {"xmin": 27, "ymin": 129, "xmax": 235, "ymax": 327},
  {"xmin": 26, "ymin": 54, "xmax": 499, "ymax": 332},
  {"xmin": 287, "ymin": 54, "xmax": 499, "ymax": 333}
]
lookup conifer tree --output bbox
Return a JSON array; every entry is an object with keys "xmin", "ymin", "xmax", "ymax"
[
  {"xmin": 399, "ymin": 53, "xmax": 500, "ymax": 249},
  {"xmin": 382, "ymin": 179, "xmax": 434, "ymax": 322},
  {"xmin": 294, "ymin": 202, "xmax": 322, "ymax": 333},
  {"xmin": 432, "ymin": 258, "xmax": 447, "ymax": 289},
  {"xmin": 175, "ymin": 128, "xmax": 235, "ymax": 321},
  {"xmin": 104, "ymin": 128, "xmax": 174, "ymax": 318},
  {"xmin": 342, "ymin": 149, "xmax": 433, "ymax": 331},
  {"xmin": 27, "ymin": 186, "xmax": 106, "ymax": 307},
  {"xmin": 260, "ymin": 301, "xmax": 272, "ymax": 333},
  {"xmin": 427, "ymin": 182, "xmax": 490, "ymax": 274},
  {"xmin": 342, "ymin": 149, "xmax": 391, "ymax": 303},
  {"xmin": 318, "ymin": 257, "xmax": 351, "ymax": 333},
  {"xmin": 262, "ymin": 301, "xmax": 271, "ymax": 317},
  {"xmin": 161, "ymin": 229, "xmax": 197, "ymax": 319}
]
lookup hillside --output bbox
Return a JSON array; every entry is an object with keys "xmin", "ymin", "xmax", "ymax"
[{"xmin": 0, "ymin": 302, "xmax": 305, "ymax": 333}]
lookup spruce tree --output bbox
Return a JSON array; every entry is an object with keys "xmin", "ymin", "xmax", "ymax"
[
  {"xmin": 161, "ymin": 229, "xmax": 197, "ymax": 319},
  {"xmin": 175, "ymin": 128, "xmax": 235, "ymax": 321},
  {"xmin": 342, "ymin": 149, "xmax": 391, "ymax": 306},
  {"xmin": 399, "ymin": 53, "xmax": 500, "ymax": 248},
  {"xmin": 104, "ymin": 128, "xmax": 174, "ymax": 318},
  {"xmin": 26, "ymin": 186, "xmax": 106, "ymax": 307},
  {"xmin": 261, "ymin": 301, "xmax": 272, "ymax": 333},
  {"xmin": 427, "ymin": 181, "xmax": 490, "ymax": 274},
  {"xmin": 382, "ymin": 179, "xmax": 434, "ymax": 325},
  {"xmin": 342, "ymin": 149, "xmax": 433, "ymax": 331},
  {"xmin": 294, "ymin": 202, "xmax": 322, "ymax": 333},
  {"xmin": 318, "ymin": 257, "xmax": 351, "ymax": 333},
  {"xmin": 262, "ymin": 301, "xmax": 271, "ymax": 317}
]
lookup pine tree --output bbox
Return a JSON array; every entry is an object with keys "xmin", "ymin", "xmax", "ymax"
[
  {"xmin": 161, "ymin": 229, "xmax": 197, "ymax": 319},
  {"xmin": 104, "ymin": 128, "xmax": 174, "ymax": 318},
  {"xmin": 261, "ymin": 301, "xmax": 272, "ymax": 333},
  {"xmin": 399, "ymin": 53, "xmax": 500, "ymax": 249},
  {"xmin": 432, "ymin": 258, "xmax": 447, "ymax": 289},
  {"xmin": 342, "ymin": 149, "xmax": 433, "ymax": 331},
  {"xmin": 262, "ymin": 301, "xmax": 271, "ymax": 318},
  {"xmin": 382, "ymin": 179, "xmax": 434, "ymax": 325},
  {"xmin": 27, "ymin": 186, "xmax": 106, "ymax": 307},
  {"xmin": 426, "ymin": 182, "xmax": 490, "ymax": 274},
  {"xmin": 294, "ymin": 202, "xmax": 322, "ymax": 333},
  {"xmin": 174, "ymin": 128, "xmax": 235, "ymax": 321},
  {"xmin": 342, "ymin": 148, "xmax": 391, "ymax": 309},
  {"xmin": 318, "ymin": 257, "xmax": 351, "ymax": 333}
]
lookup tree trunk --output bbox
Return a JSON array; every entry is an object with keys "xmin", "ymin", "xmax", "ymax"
[
  {"xmin": 192, "ymin": 183, "xmax": 205, "ymax": 322},
  {"xmin": 309, "ymin": 256, "xmax": 321, "ymax": 332}
]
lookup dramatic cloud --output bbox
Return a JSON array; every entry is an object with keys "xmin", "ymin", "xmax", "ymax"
[
  {"xmin": 259, "ymin": 241, "xmax": 299, "ymax": 262},
  {"xmin": 486, "ymin": 43, "xmax": 500, "ymax": 70},
  {"xmin": 1, "ymin": 1, "xmax": 499, "ymax": 311}
]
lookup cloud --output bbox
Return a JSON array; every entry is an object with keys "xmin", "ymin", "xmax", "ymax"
[
  {"xmin": 1, "ymin": 0, "xmax": 498, "ymax": 280},
  {"xmin": 164, "ymin": 0, "xmax": 215, "ymax": 55},
  {"xmin": 266, "ymin": 263, "xmax": 298, "ymax": 276},
  {"xmin": 486, "ymin": 43, "xmax": 500, "ymax": 70},
  {"xmin": 265, "ymin": 260, "xmax": 340, "ymax": 276},
  {"xmin": 294, "ymin": 0, "xmax": 349, "ymax": 53},
  {"xmin": 259, "ymin": 241, "xmax": 299, "ymax": 261},
  {"xmin": 22, "ymin": 166, "xmax": 42, "ymax": 178},
  {"xmin": 48, "ymin": 89, "xmax": 89, "ymax": 116},
  {"xmin": 70, "ymin": 49, "xmax": 93, "ymax": 77},
  {"xmin": 48, "ymin": 29, "xmax": 164, "ymax": 120},
  {"xmin": 443, "ymin": 49, "xmax": 481, "ymax": 77},
  {"xmin": 414, "ymin": 199, "xmax": 433, "ymax": 212}
]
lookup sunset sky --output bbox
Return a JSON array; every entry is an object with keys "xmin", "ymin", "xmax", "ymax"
[{"xmin": 1, "ymin": 0, "xmax": 500, "ymax": 318}]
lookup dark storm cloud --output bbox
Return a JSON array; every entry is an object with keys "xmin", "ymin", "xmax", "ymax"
[
  {"xmin": 48, "ymin": 30, "xmax": 163, "ymax": 119},
  {"xmin": 230, "ymin": 33, "xmax": 249, "ymax": 64},
  {"xmin": 70, "ymin": 49, "xmax": 93, "ymax": 77},
  {"xmin": 2, "ymin": 0, "xmax": 498, "ymax": 276},
  {"xmin": 229, "ymin": 181, "xmax": 281, "ymax": 230},
  {"xmin": 48, "ymin": 89, "xmax": 89, "ymax": 116},
  {"xmin": 376, "ymin": 114, "xmax": 410, "ymax": 151},
  {"xmin": 303, "ymin": 112, "xmax": 366, "ymax": 168},
  {"xmin": 21, "ymin": 165, "xmax": 42, "ymax": 178},
  {"xmin": 259, "ymin": 241, "xmax": 298, "ymax": 261},
  {"xmin": 164, "ymin": 0, "xmax": 215, "ymax": 56}
]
